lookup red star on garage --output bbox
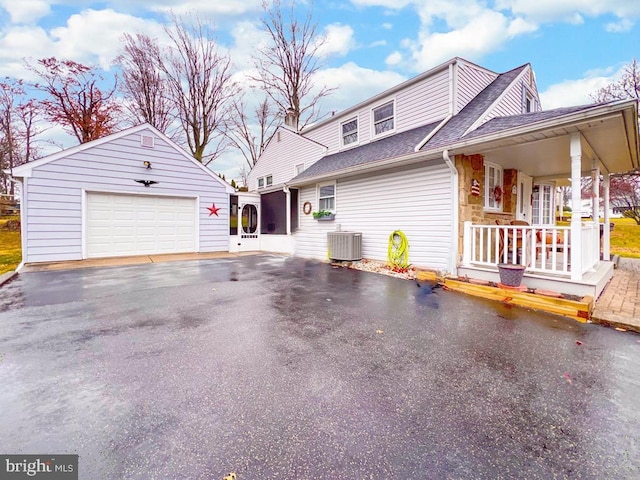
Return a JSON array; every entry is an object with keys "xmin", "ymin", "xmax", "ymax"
[{"xmin": 207, "ymin": 203, "xmax": 221, "ymax": 217}]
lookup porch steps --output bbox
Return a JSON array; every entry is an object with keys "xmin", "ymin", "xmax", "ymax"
[{"xmin": 416, "ymin": 270, "xmax": 593, "ymax": 322}]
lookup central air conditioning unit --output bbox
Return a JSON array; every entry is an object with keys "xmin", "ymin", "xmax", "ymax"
[{"xmin": 327, "ymin": 231, "xmax": 362, "ymax": 261}]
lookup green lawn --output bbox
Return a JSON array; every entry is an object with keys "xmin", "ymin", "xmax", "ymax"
[
  {"xmin": 610, "ymin": 217, "xmax": 640, "ymax": 259},
  {"xmin": 0, "ymin": 217, "xmax": 21, "ymax": 275}
]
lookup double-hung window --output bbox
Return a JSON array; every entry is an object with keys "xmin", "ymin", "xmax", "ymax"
[
  {"xmin": 257, "ymin": 177, "xmax": 264, "ymax": 189},
  {"xmin": 341, "ymin": 117, "xmax": 358, "ymax": 146},
  {"xmin": 318, "ymin": 182, "xmax": 336, "ymax": 212},
  {"xmin": 266, "ymin": 175, "xmax": 273, "ymax": 187},
  {"xmin": 373, "ymin": 101, "xmax": 394, "ymax": 136},
  {"xmin": 484, "ymin": 162, "xmax": 503, "ymax": 211}
]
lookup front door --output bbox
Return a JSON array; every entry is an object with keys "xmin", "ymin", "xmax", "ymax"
[
  {"xmin": 239, "ymin": 201, "xmax": 260, "ymax": 251},
  {"xmin": 516, "ymin": 172, "xmax": 533, "ymax": 223}
]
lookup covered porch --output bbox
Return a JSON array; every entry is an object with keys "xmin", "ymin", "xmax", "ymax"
[{"xmin": 453, "ymin": 100, "xmax": 639, "ymax": 298}]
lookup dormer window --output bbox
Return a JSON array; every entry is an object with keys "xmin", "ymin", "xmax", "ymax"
[
  {"xmin": 372, "ymin": 101, "xmax": 394, "ymax": 136},
  {"xmin": 341, "ymin": 117, "xmax": 358, "ymax": 146}
]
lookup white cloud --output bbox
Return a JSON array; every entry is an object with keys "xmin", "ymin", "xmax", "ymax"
[
  {"xmin": 49, "ymin": 9, "xmax": 165, "ymax": 69},
  {"xmin": 539, "ymin": 74, "xmax": 613, "ymax": 109},
  {"xmin": 495, "ymin": 0, "xmax": 640, "ymax": 24},
  {"xmin": 605, "ymin": 18, "xmax": 634, "ymax": 33},
  {"xmin": 0, "ymin": 0, "xmax": 51, "ymax": 24},
  {"xmin": 406, "ymin": 10, "xmax": 531, "ymax": 71},
  {"xmin": 319, "ymin": 23, "xmax": 356, "ymax": 57},
  {"xmin": 385, "ymin": 51, "xmax": 402, "ymax": 66},
  {"xmin": 382, "ymin": 22, "xmax": 393, "ymax": 30},
  {"xmin": 146, "ymin": 0, "xmax": 263, "ymax": 16}
]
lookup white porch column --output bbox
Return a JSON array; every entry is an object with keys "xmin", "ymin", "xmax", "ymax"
[
  {"xmin": 603, "ymin": 172, "xmax": 611, "ymax": 261},
  {"xmin": 462, "ymin": 221, "xmax": 472, "ymax": 266},
  {"xmin": 570, "ymin": 133, "xmax": 583, "ymax": 281},
  {"xmin": 283, "ymin": 186, "xmax": 291, "ymax": 235}
]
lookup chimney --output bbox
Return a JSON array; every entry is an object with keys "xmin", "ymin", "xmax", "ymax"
[{"xmin": 284, "ymin": 107, "xmax": 298, "ymax": 130}]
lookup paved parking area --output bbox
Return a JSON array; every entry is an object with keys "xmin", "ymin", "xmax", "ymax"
[{"xmin": 1, "ymin": 255, "xmax": 639, "ymax": 479}]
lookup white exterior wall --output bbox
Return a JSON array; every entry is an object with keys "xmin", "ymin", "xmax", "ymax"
[
  {"xmin": 304, "ymin": 69, "xmax": 451, "ymax": 155},
  {"xmin": 294, "ymin": 162, "xmax": 453, "ymax": 271},
  {"xmin": 21, "ymin": 128, "xmax": 229, "ymax": 263},
  {"xmin": 456, "ymin": 62, "xmax": 498, "ymax": 113},
  {"xmin": 247, "ymin": 128, "xmax": 326, "ymax": 191},
  {"xmin": 481, "ymin": 67, "xmax": 540, "ymax": 123}
]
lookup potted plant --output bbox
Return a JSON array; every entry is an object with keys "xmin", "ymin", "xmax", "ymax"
[{"xmin": 313, "ymin": 210, "xmax": 335, "ymax": 221}]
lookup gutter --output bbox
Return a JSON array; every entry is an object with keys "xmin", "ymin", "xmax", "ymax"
[{"xmin": 443, "ymin": 150, "xmax": 459, "ymax": 275}]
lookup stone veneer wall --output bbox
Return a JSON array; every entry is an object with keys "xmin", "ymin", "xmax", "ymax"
[{"xmin": 455, "ymin": 154, "xmax": 518, "ymax": 261}]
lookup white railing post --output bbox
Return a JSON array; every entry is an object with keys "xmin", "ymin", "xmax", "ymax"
[{"xmin": 462, "ymin": 221, "xmax": 472, "ymax": 266}]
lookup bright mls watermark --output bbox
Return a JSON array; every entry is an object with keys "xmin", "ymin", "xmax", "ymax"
[{"xmin": 0, "ymin": 455, "xmax": 78, "ymax": 479}]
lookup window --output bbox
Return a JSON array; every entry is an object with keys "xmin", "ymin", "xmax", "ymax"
[
  {"xmin": 266, "ymin": 175, "xmax": 273, "ymax": 187},
  {"xmin": 257, "ymin": 177, "xmax": 264, "ymax": 189},
  {"xmin": 295, "ymin": 163, "xmax": 305, "ymax": 175},
  {"xmin": 484, "ymin": 162, "xmax": 503, "ymax": 211},
  {"xmin": 525, "ymin": 95, "xmax": 534, "ymax": 112},
  {"xmin": 372, "ymin": 101, "xmax": 394, "ymax": 136},
  {"xmin": 341, "ymin": 117, "xmax": 358, "ymax": 146},
  {"xmin": 318, "ymin": 182, "xmax": 336, "ymax": 212}
]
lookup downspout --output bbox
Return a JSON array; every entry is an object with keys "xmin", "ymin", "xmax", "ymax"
[
  {"xmin": 16, "ymin": 177, "xmax": 26, "ymax": 271},
  {"xmin": 443, "ymin": 150, "xmax": 459, "ymax": 275}
]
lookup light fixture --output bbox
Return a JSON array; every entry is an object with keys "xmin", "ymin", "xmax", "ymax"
[{"xmin": 143, "ymin": 161, "xmax": 152, "ymax": 169}]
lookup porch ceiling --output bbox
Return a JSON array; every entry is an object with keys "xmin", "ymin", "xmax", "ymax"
[{"xmin": 462, "ymin": 107, "xmax": 639, "ymax": 180}]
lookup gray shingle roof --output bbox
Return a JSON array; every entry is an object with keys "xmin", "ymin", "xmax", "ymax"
[
  {"xmin": 420, "ymin": 64, "xmax": 528, "ymax": 151},
  {"xmin": 461, "ymin": 104, "xmax": 606, "ymax": 140},
  {"xmin": 291, "ymin": 120, "xmax": 441, "ymax": 182},
  {"xmin": 288, "ymin": 62, "xmax": 608, "ymax": 184}
]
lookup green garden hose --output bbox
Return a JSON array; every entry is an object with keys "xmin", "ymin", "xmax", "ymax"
[{"xmin": 388, "ymin": 230, "xmax": 409, "ymax": 268}]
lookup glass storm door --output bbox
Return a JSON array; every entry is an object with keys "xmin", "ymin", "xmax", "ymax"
[{"xmin": 238, "ymin": 203, "xmax": 260, "ymax": 251}]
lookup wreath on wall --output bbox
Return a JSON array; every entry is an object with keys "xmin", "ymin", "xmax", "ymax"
[
  {"xmin": 303, "ymin": 201, "xmax": 312, "ymax": 215},
  {"xmin": 493, "ymin": 185, "xmax": 503, "ymax": 204}
]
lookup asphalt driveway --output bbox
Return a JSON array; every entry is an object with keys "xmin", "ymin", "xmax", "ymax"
[{"xmin": 1, "ymin": 255, "xmax": 639, "ymax": 479}]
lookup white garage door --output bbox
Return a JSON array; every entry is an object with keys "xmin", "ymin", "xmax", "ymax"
[{"xmin": 86, "ymin": 193, "xmax": 196, "ymax": 258}]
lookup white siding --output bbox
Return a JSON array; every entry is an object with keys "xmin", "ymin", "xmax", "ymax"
[
  {"xmin": 480, "ymin": 68, "xmax": 537, "ymax": 124},
  {"xmin": 456, "ymin": 62, "xmax": 498, "ymax": 113},
  {"xmin": 304, "ymin": 69, "xmax": 451, "ymax": 154},
  {"xmin": 23, "ymin": 127, "xmax": 229, "ymax": 263},
  {"xmin": 294, "ymin": 162, "xmax": 453, "ymax": 271},
  {"xmin": 247, "ymin": 128, "xmax": 326, "ymax": 190}
]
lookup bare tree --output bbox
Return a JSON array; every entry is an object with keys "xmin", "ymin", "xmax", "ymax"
[
  {"xmin": 225, "ymin": 94, "xmax": 278, "ymax": 170},
  {"xmin": 610, "ymin": 174, "xmax": 640, "ymax": 225},
  {"xmin": 251, "ymin": 0, "xmax": 334, "ymax": 131},
  {"xmin": 592, "ymin": 58, "xmax": 640, "ymax": 103},
  {"xmin": 114, "ymin": 33, "xmax": 174, "ymax": 133},
  {"xmin": 0, "ymin": 79, "xmax": 42, "ymax": 196},
  {"xmin": 156, "ymin": 15, "xmax": 236, "ymax": 166},
  {"xmin": 28, "ymin": 58, "xmax": 121, "ymax": 144}
]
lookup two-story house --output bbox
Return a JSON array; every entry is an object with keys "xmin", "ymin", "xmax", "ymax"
[{"xmin": 236, "ymin": 57, "xmax": 639, "ymax": 298}]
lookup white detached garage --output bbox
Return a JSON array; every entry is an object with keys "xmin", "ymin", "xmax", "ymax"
[{"xmin": 10, "ymin": 124, "xmax": 234, "ymax": 266}]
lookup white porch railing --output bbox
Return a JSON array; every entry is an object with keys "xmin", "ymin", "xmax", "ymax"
[
  {"xmin": 462, "ymin": 222, "xmax": 574, "ymax": 276},
  {"xmin": 580, "ymin": 222, "xmax": 600, "ymax": 275}
]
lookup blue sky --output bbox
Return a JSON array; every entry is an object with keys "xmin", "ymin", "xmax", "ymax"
[{"xmin": 0, "ymin": 0, "xmax": 638, "ymax": 178}]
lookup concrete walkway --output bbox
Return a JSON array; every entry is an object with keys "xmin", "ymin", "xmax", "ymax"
[
  {"xmin": 20, "ymin": 251, "xmax": 262, "ymax": 272},
  {"xmin": 592, "ymin": 257, "xmax": 640, "ymax": 333}
]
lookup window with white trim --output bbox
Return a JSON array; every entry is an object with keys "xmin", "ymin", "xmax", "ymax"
[
  {"xmin": 295, "ymin": 163, "xmax": 305, "ymax": 175},
  {"xmin": 341, "ymin": 117, "xmax": 358, "ymax": 146},
  {"xmin": 257, "ymin": 177, "xmax": 264, "ymax": 189},
  {"xmin": 318, "ymin": 182, "xmax": 336, "ymax": 212},
  {"xmin": 484, "ymin": 162, "xmax": 503, "ymax": 211},
  {"xmin": 266, "ymin": 175, "xmax": 273, "ymax": 187},
  {"xmin": 372, "ymin": 101, "xmax": 394, "ymax": 136}
]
